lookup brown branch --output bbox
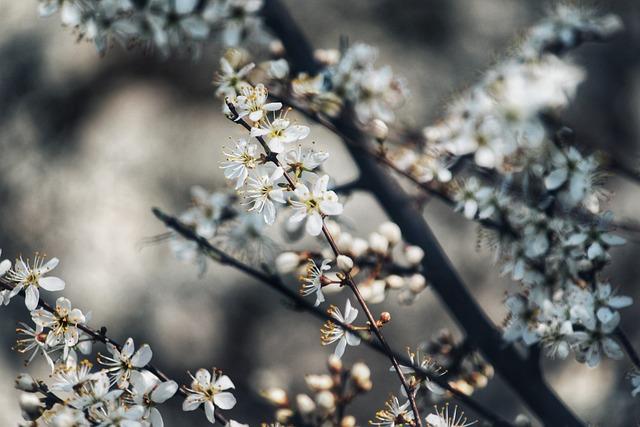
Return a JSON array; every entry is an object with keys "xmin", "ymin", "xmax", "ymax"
[
  {"xmin": 261, "ymin": 0, "xmax": 586, "ymax": 425},
  {"xmin": 224, "ymin": 101, "xmax": 423, "ymax": 427},
  {"xmin": 152, "ymin": 207, "xmax": 515, "ymax": 427},
  {"xmin": 0, "ymin": 280, "xmax": 229, "ymax": 426}
]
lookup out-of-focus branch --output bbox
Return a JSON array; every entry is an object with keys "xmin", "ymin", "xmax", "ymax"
[
  {"xmin": 152, "ymin": 207, "xmax": 515, "ymax": 427},
  {"xmin": 0, "ymin": 280, "xmax": 230, "ymax": 426},
  {"xmin": 262, "ymin": 0, "xmax": 586, "ymax": 425}
]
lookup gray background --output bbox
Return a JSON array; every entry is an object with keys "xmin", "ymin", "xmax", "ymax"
[{"xmin": 0, "ymin": 1, "xmax": 639, "ymax": 425}]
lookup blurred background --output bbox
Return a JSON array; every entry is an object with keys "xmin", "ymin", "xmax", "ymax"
[{"xmin": 1, "ymin": 0, "xmax": 639, "ymax": 425}]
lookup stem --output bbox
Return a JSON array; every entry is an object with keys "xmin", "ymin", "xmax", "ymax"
[
  {"xmin": 225, "ymin": 103, "xmax": 423, "ymax": 427},
  {"xmin": 615, "ymin": 327, "xmax": 640, "ymax": 370},
  {"xmin": 261, "ymin": 1, "xmax": 586, "ymax": 425},
  {"xmin": 322, "ymin": 224, "xmax": 422, "ymax": 427},
  {"xmin": 153, "ymin": 207, "xmax": 514, "ymax": 427},
  {"xmin": 0, "ymin": 280, "xmax": 229, "ymax": 426}
]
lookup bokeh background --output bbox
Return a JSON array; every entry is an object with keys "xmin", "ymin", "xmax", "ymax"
[{"xmin": 1, "ymin": 1, "xmax": 639, "ymax": 425}]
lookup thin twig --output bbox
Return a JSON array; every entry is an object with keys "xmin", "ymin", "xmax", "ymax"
[
  {"xmin": 224, "ymin": 102, "xmax": 423, "ymax": 426},
  {"xmin": 615, "ymin": 328, "xmax": 640, "ymax": 371},
  {"xmin": 152, "ymin": 206, "xmax": 515, "ymax": 427}
]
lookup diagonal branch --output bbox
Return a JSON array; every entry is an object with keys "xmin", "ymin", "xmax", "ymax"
[
  {"xmin": 152, "ymin": 206, "xmax": 515, "ymax": 427},
  {"xmin": 261, "ymin": 0, "xmax": 586, "ymax": 425}
]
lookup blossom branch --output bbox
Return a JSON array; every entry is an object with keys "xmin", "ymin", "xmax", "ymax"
[
  {"xmin": 152, "ymin": 206, "xmax": 515, "ymax": 427},
  {"xmin": 0, "ymin": 279, "xmax": 230, "ymax": 426},
  {"xmin": 224, "ymin": 101, "xmax": 423, "ymax": 426},
  {"xmin": 261, "ymin": 0, "xmax": 586, "ymax": 425}
]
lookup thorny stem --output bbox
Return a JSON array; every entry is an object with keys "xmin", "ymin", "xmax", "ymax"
[
  {"xmin": 152, "ymin": 207, "xmax": 515, "ymax": 427},
  {"xmin": 225, "ymin": 103, "xmax": 424, "ymax": 427},
  {"xmin": 0, "ymin": 280, "xmax": 229, "ymax": 426}
]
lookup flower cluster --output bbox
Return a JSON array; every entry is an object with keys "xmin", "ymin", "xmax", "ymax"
[
  {"xmin": 411, "ymin": 330, "xmax": 493, "ymax": 399},
  {"xmin": 1, "ymin": 249, "xmax": 245, "ymax": 426},
  {"xmin": 277, "ymin": 220, "xmax": 428, "ymax": 306},
  {"xmin": 449, "ymin": 173, "xmax": 632, "ymax": 367},
  {"xmin": 261, "ymin": 356, "xmax": 372, "ymax": 426},
  {"xmin": 38, "ymin": 0, "xmax": 268, "ymax": 57},
  {"xmin": 371, "ymin": 397, "xmax": 476, "ymax": 427}
]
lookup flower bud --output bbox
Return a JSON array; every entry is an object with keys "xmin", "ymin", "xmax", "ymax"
[
  {"xmin": 276, "ymin": 409, "xmax": 294, "ymax": 423},
  {"xmin": 325, "ymin": 220, "xmax": 341, "ymax": 236},
  {"xmin": 369, "ymin": 119, "xmax": 389, "ymax": 142},
  {"xmin": 369, "ymin": 232, "xmax": 389, "ymax": 255},
  {"xmin": 296, "ymin": 393, "xmax": 316, "ymax": 415},
  {"xmin": 341, "ymin": 415, "xmax": 357, "ymax": 427},
  {"xmin": 314, "ymin": 48, "xmax": 341, "ymax": 66},
  {"xmin": 350, "ymin": 238, "xmax": 369, "ymax": 257},
  {"xmin": 19, "ymin": 392, "xmax": 42, "ymax": 420},
  {"xmin": 379, "ymin": 222, "xmax": 401, "ymax": 245},
  {"xmin": 336, "ymin": 233, "xmax": 353, "ymax": 253},
  {"xmin": 223, "ymin": 48, "xmax": 250, "ymax": 69},
  {"xmin": 405, "ymin": 245, "xmax": 424, "ymax": 265},
  {"xmin": 275, "ymin": 252, "xmax": 300, "ymax": 274},
  {"xmin": 328, "ymin": 355, "xmax": 343, "ymax": 373},
  {"xmin": 350, "ymin": 362, "xmax": 370, "ymax": 385},
  {"xmin": 379, "ymin": 312, "xmax": 391, "ymax": 324},
  {"xmin": 262, "ymin": 387, "xmax": 288, "ymax": 407},
  {"xmin": 315, "ymin": 390, "xmax": 336, "ymax": 411},
  {"xmin": 305, "ymin": 374, "xmax": 333, "ymax": 391},
  {"xmin": 15, "ymin": 374, "xmax": 38, "ymax": 392},
  {"xmin": 386, "ymin": 274, "xmax": 404, "ymax": 289},
  {"xmin": 337, "ymin": 255, "xmax": 354, "ymax": 272},
  {"xmin": 408, "ymin": 274, "xmax": 427, "ymax": 293},
  {"xmin": 515, "ymin": 414, "xmax": 532, "ymax": 427},
  {"xmin": 269, "ymin": 40, "xmax": 285, "ymax": 57}
]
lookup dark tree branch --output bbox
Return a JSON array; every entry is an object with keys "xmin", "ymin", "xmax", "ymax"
[
  {"xmin": 262, "ymin": 0, "xmax": 585, "ymax": 425},
  {"xmin": 152, "ymin": 207, "xmax": 515, "ymax": 427}
]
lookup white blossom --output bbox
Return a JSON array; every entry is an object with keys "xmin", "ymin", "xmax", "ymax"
[
  {"xmin": 98, "ymin": 338, "xmax": 153, "ymax": 388},
  {"xmin": 320, "ymin": 300, "xmax": 361, "ymax": 359},
  {"xmin": 299, "ymin": 258, "xmax": 331, "ymax": 306},
  {"xmin": 7, "ymin": 254, "xmax": 66, "ymax": 310},
  {"xmin": 289, "ymin": 175, "xmax": 343, "ymax": 236},
  {"xmin": 250, "ymin": 115, "xmax": 310, "ymax": 153},
  {"xmin": 183, "ymin": 368, "xmax": 237, "ymax": 424},
  {"xmin": 130, "ymin": 369, "xmax": 178, "ymax": 427}
]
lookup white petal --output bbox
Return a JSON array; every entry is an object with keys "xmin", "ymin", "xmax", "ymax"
[
  {"xmin": 132, "ymin": 344, "xmax": 153, "ymax": 367},
  {"xmin": 122, "ymin": 338, "xmax": 135, "ymax": 358},
  {"xmin": 319, "ymin": 200, "xmax": 343, "ymax": 216},
  {"xmin": 205, "ymin": 400, "xmax": 216, "ymax": 423},
  {"xmin": 152, "ymin": 381, "xmax": 178, "ymax": 403},
  {"xmin": 182, "ymin": 394, "xmax": 203, "ymax": 411},
  {"xmin": 306, "ymin": 212, "xmax": 323, "ymax": 236},
  {"xmin": 38, "ymin": 276, "xmax": 65, "ymax": 291},
  {"xmin": 334, "ymin": 337, "xmax": 347, "ymax": 359},
  {"xmin": 40, "ymin": 257, "xmax": 59, "ymax": 273},
  {"xmin": 214, "ymin": 375, "xmax": 235, "ymax": 391},
  {"xmin": 25, "ymin": 286, "xmax": 39, "ymax": 310},
  {"xmin": 175, "ymin": 0, "xmax": 198, "ymax": 14},
  {"xmin": 213, "ymin": 391, "xmax": 237, "ymax": 410},
  {"xmin": 0, "ymin": 259, "xmax": 11, "ymax": 276},
  {"xmin": 196, "ymin": 369, "xmax": 211, "ymax": 386},
  {"xmin": 544, "ymin": 168, "xmax": 568, "ymax": 190}
]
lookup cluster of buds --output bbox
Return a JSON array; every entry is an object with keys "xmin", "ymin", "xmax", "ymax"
[
  {"xmin": 277, "ymin": 220, "xmax": 428, "ymax": 306},
  {"xmin": 261, "ymin": 356, "xmax": 372, "ymax": 427},
  {"xmin": 417, "ymin": 330, "xmax": 493, "ymax": 398}
]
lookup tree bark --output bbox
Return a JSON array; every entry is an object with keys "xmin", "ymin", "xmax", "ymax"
[{"xmin": 263, "ymin": 1, "xmax": 585, "ymax": 425}]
